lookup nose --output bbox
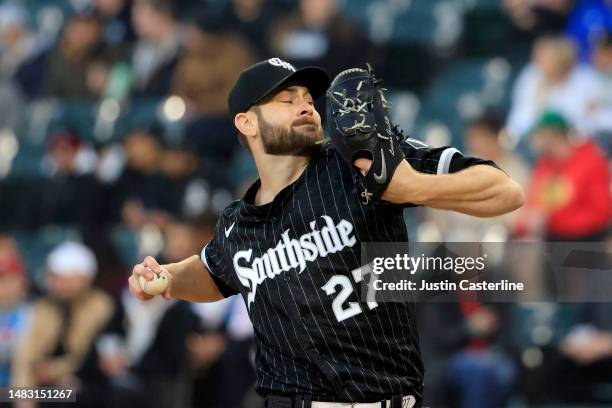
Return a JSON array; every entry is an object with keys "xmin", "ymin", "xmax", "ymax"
[{"xmin": 298, "ymin": 99, "xmax": 314, "ymax": 117}]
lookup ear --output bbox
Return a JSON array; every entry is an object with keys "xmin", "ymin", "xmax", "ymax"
[{"xmin": 235, "ymin": 112, "xmax": 258, "ymax": 138}]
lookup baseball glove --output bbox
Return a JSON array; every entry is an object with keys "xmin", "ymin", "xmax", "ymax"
[{"xmin": 326, "ymin": 65, "xmax": 405, "ymax": 205}]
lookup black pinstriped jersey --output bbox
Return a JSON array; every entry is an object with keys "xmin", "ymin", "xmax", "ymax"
[{"xmin": 201, "ymin": 139, "xmax": 498, "ymax": 402}]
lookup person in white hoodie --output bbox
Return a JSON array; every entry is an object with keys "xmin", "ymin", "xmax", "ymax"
[{"xmin": 506, "ymin": 35, "xmax": 609, "ymax": 141}]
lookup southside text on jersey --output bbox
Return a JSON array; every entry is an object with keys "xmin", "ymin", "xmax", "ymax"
[{"xmin": 233, "ymin": 215, "xmax": 357, "ymax": 307}]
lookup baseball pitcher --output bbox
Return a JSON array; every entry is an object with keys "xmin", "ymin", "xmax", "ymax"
[{"xmin": 128, "ymin": 58, "xmax": 524, "ymax": 408}]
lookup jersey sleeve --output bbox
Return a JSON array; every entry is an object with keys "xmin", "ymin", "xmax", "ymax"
[
  {"xmin": 400, "ymin": 137, "xmax": 500, "ymax": 175},
  {"xmin": 200, "ymin": 217, "xmax": 241, "ymax": 298}
]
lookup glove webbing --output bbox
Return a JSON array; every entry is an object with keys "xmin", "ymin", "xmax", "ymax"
[{"xmin": 327, "ymin": 66, "xmax": 405, "ymax": 205}]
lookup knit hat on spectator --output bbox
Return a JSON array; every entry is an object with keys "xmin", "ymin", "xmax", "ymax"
[
  {"xmin": 532, "ymin": 111, "xmax": 570, "ymax": 135},
  {"xmin": 46, "ymin": 242, "xmax": 98, "ymax": 278}
]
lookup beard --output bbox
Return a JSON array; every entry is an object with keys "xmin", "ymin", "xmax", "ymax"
[{"xmin": 257, "ymin": 113, "xmax": 323, "ymax": 156}]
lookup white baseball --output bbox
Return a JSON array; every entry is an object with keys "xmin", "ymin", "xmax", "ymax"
[{"xmin": 138, "ymin": 268, "xmax": 171, "ymax": 296}]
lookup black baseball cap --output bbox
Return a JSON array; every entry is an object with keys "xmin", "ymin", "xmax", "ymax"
[{"xmin": 228, "ymin": 58, "xmax": 330, "ymax": 118}]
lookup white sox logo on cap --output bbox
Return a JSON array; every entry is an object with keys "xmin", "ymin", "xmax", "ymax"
[{"xmin": 268, "ymin": 57, "xmax": 296, "ymax": 72}]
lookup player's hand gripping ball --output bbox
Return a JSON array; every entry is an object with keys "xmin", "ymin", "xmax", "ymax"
[
  {"xmin": 326, "ymin": 65, "xmax": 405, "ymax": 205},
  {"xmin": 138, "ymin": 268, "xmax": 171, "ymax": 296}
]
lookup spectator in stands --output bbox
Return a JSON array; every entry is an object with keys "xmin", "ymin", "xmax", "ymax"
[
  {"xmin": 159, "ymin": 139, "xmax": 204, "ymax": 216},
  {"xmin": 172, "ymin": 10, "xmax": 250, "ymax": 185},
  {"xmin": 159, "ymin": 214, "xmax": 256, "ymax": 408},
  {"xmin": 159, "ymin": 215, "xmax": 216, "ymax": 264},
  {"xmin": 190, "ymin": 297, "xmax": 258, "ymax": 408},
  {"xmin": 268, "ymin": 0, "xmax": 375, "ymax": 77},
  {"xmin": 503, "ymin": 0, "xmax": 573, "ymax": 39},
  {"xmin": 419, "ymin": 296, "xmax": 515, "ymax": 408},
  {"xmin": 95, "ymin": 224, "xmax": 202, "ymax": 408},
  {"xmin": 506, "ymin": 36, "xmax": 608, "ymax": 140},
  {"xmin": 95, "ymin": 295, "xmax": 200, "ymax": 408},
  {"xmin": 0, "ymin": 3, "xmax": 38, "ymax": 132},
  {"xmin": 558, "ymin": 302, "xmax": 612, "ymax": 402},
  {"xmin": 565, "ymin": 0, "xmax": 612, "ymax": 62},
  {"xmin": 131, "ymin": 0, "xmax": 183, "ymax": 97},
  {"xmin": 43, "ymin": 129, "xmax": 98, "ymax": 177},
  {"xmin": 182, "ymin": 113, "xmax": 240, "ymax": 176},
  {"xmin": 426, "ymin": 114, "xmax": 529, "ymax": 241},
  {"xmin": 11, "ymin": 242, "xmax": 114, "ymax": 394},
  {"xmin": 220, "ymin": 0, "xmax": 281, "ymax": 58},
  {"xmin": 0, "ymin": 235, "xmax": 31, "ymax": 387},
  {"xmin": 35, "ymin": 129, "xmax": 107, "ymax": 231},
  {"xmin": 172, "ymin": 10, "xmax": 255, "ymax": 117},
  {"xmin": 465, "ymin": 115, "xmax": 530, "ymax": 193},
  {"xmin": 516, "ymin": 112, "xmax": 611, "ymax": 241},
  {"xmin": 112, "ymin": 125, "xmax": 169, "ymax": 229},
  {"xmin": 0, "ymin": 2, "xmax": 49, "ymax": 99},
  {"xmin": 45, "ymin": 11, "xmax": 121, "ymax": 99},
  {"xmin": 159, "ymin": 138, "xmax": 231, "ymax": 218},
  {"xmin": 420, "ymin": 117, "xmax": 523, "ymax": 407},
  {"xmin": 512, "ymin": 113, "xmax": 609, "ymax": 403},
  {"xmin": 94, "ymin": 0, "xmax": 136, "ymax": 46}
]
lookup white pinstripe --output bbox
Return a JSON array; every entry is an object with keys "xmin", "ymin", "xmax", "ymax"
[
  {"xmin": 312, "ymin": 157, "xmax": 376, "ymax": 395},
  {"xmin": 297, "ymin": 165, "xmax": 366, "ymax": 401},
  {"xmin": 234, "ymin": 219, "xmax": 287, "ymax": 392},
  {"xmin": 332, "ymin": 155, "xmax": 400, "ymax": 393},
  {"xmin": 317, "ymin": 155, "xmax": 388, "ymax": 395},
  {"xmin": 370, "ymin": 204, "xmax": 424, "ymax": 380},
  {"xmin": 286, "ymin": 198, "xmax": 349, "ymax": 396},
  {"xmin": 256, "ymin": 219, "xmax": 313, "ymax": 393}
]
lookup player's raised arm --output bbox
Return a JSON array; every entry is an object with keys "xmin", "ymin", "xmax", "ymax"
[
  {"xmin": 366, "ymin": 159, "xmax": 525, "ymax": 217},
  {"xmin": 128, "ymin": 254, "xmax": 225, "ymax": 303},
  {"xmin": 326, "ymin": 65, "xmax": 524, "ymax": 217}
]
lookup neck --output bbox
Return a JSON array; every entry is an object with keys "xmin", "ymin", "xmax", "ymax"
[
  {"xmin": 253, "ymin": 153, "xmax": 310, "ymax": 205},
  {"xmin": 554, "ymin": 142, "xmax": 572, "ymax": 159}
]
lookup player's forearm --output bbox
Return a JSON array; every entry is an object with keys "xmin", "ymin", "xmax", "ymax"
[
  {"xmin": 165, "ymin": 255, "xmax": 225, "ymax": 303},
  {"xmin": 422, "ymin": 194, "xmax": 522, "ymax": 217},
  {"xmin": 386, "ymin": 162, "xmax": 525, "ymax": 217}
]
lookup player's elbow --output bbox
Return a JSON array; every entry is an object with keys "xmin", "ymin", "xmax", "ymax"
[
  {"xmin": 487, "ymin": 178, "xmax": 525, "ymax": 217},
  {"xmin": 504, "ymin": 178, "xmax": 525, "ymax": 212}
]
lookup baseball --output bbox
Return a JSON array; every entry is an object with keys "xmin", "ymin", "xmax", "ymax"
[{"xmin": 138, "ymin": 267, "xmax": 171, "ymax": 296}]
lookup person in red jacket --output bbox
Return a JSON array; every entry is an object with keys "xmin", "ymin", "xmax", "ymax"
[{"xmin": 517, "ymin": 112, "xmax": 611, "ymax": 241}]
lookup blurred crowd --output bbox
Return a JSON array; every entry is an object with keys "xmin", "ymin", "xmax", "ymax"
[{"xmin": 0, "ymin": 0, "xmax": 610, "ymax": 407}]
